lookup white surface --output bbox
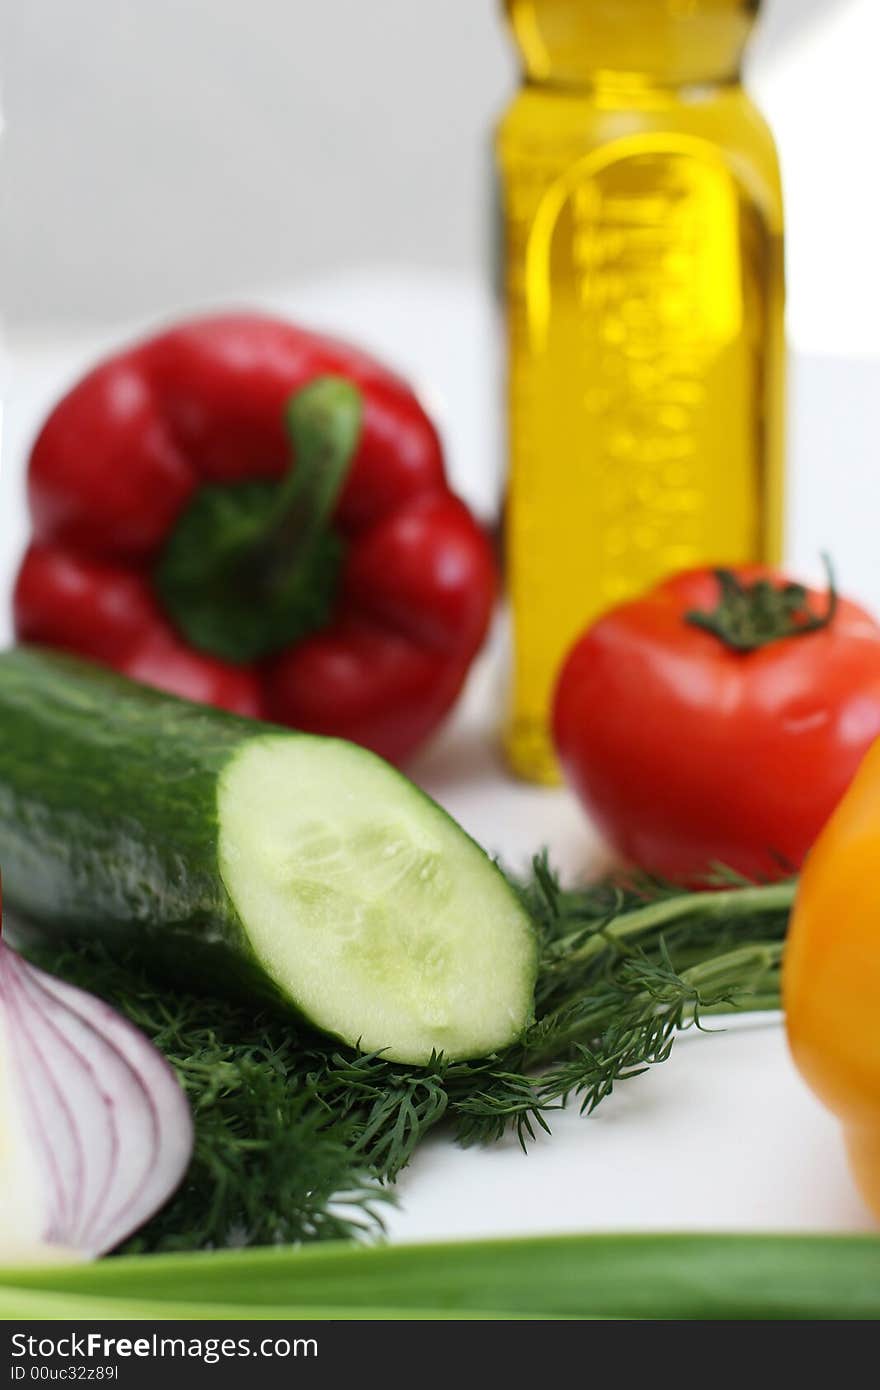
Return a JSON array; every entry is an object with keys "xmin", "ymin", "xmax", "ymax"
[
  {"xmin": 386, "ymin": 1018, "xmax": 870, "ymax": 1240},
  {"xmin": 1, "ymin": 279, "xmax": 878, "ymax": 1237}
]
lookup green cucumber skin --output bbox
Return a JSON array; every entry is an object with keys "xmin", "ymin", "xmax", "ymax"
[{"xmin": 0, "ymin": 647, "xmax": 275, "ymax": 986}]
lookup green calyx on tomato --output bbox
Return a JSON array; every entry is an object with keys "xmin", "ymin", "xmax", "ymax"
[
  {"xmin": 684, "ymin": 555, "xmax": 838, "ymax": 654},
  {"xmin": 154, "ymin": 376, "xmax": 361, "ymax": 665}
]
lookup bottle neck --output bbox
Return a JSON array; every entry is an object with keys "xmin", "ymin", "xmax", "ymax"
[{"xmin": 504, "ymin": 0, "xmax": 759, "ymax": 90}]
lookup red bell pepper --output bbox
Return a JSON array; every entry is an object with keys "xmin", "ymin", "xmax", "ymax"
[{"xmin": 14, "ymin": 314, "xmax": 497, "ymax": 763}]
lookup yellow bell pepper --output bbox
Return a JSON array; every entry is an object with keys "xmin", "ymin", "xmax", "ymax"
[{"xmin": 784, "ymin": 738, "xmax": 880, "ymax": 1218}]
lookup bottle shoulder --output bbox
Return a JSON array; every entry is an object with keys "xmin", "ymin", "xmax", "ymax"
[{"xmin": 496, "ymin": 82, "xmax": 782, "ymax": 216}]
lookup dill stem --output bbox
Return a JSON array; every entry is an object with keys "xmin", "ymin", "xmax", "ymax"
[
  {"xmin": 698, "ymin": 991, "xmax": 781, "ymax": 1017},
  {"xmin": 527, "ymin": 939, "xmax": 784, "ymax": 1065},
  {"xmin": 680, "ymin": 939, "xmax": 784, "ymax": 992},
  {"xmin": 554, "ymin": 878, "xmax": 796, "ymax": 967}
]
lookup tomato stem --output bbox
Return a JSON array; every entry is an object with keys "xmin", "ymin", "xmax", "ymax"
[{"xmin": 684, "ymin": 555, "xmax": 838, "ymax": 653}]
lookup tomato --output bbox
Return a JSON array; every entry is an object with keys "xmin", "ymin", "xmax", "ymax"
[{"xmin": 552, "ymin": 565, "xmax": 880, "ymax": 882}]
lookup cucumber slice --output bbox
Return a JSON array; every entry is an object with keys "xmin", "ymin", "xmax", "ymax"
[
  {"xmin": 0, "ymin": 649, "xmax": 536, "ymax": 1063},
  {"xmin": 220, "ymin": 736, "xmax": 534, "ymax": 1061}
]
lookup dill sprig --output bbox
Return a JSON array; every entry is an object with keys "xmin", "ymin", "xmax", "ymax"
[{"xmin": 27, "ymin": 858, "xmax": 795, "ymax": 1253}]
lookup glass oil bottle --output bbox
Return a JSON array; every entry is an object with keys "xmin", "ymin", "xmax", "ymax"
[{"xmin": 497, "ymin": 0, "xmax": 785, "ymax": 781}]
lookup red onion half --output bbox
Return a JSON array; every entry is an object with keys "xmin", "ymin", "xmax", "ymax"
[{"xmin": 0, "ymin": 936, "xmax": 193, "ymax": 1262}]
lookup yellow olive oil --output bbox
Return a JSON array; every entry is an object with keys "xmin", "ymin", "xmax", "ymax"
[{"xmin": 498, "ymin": 0, "xmax": 785, "ymax": 781}]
